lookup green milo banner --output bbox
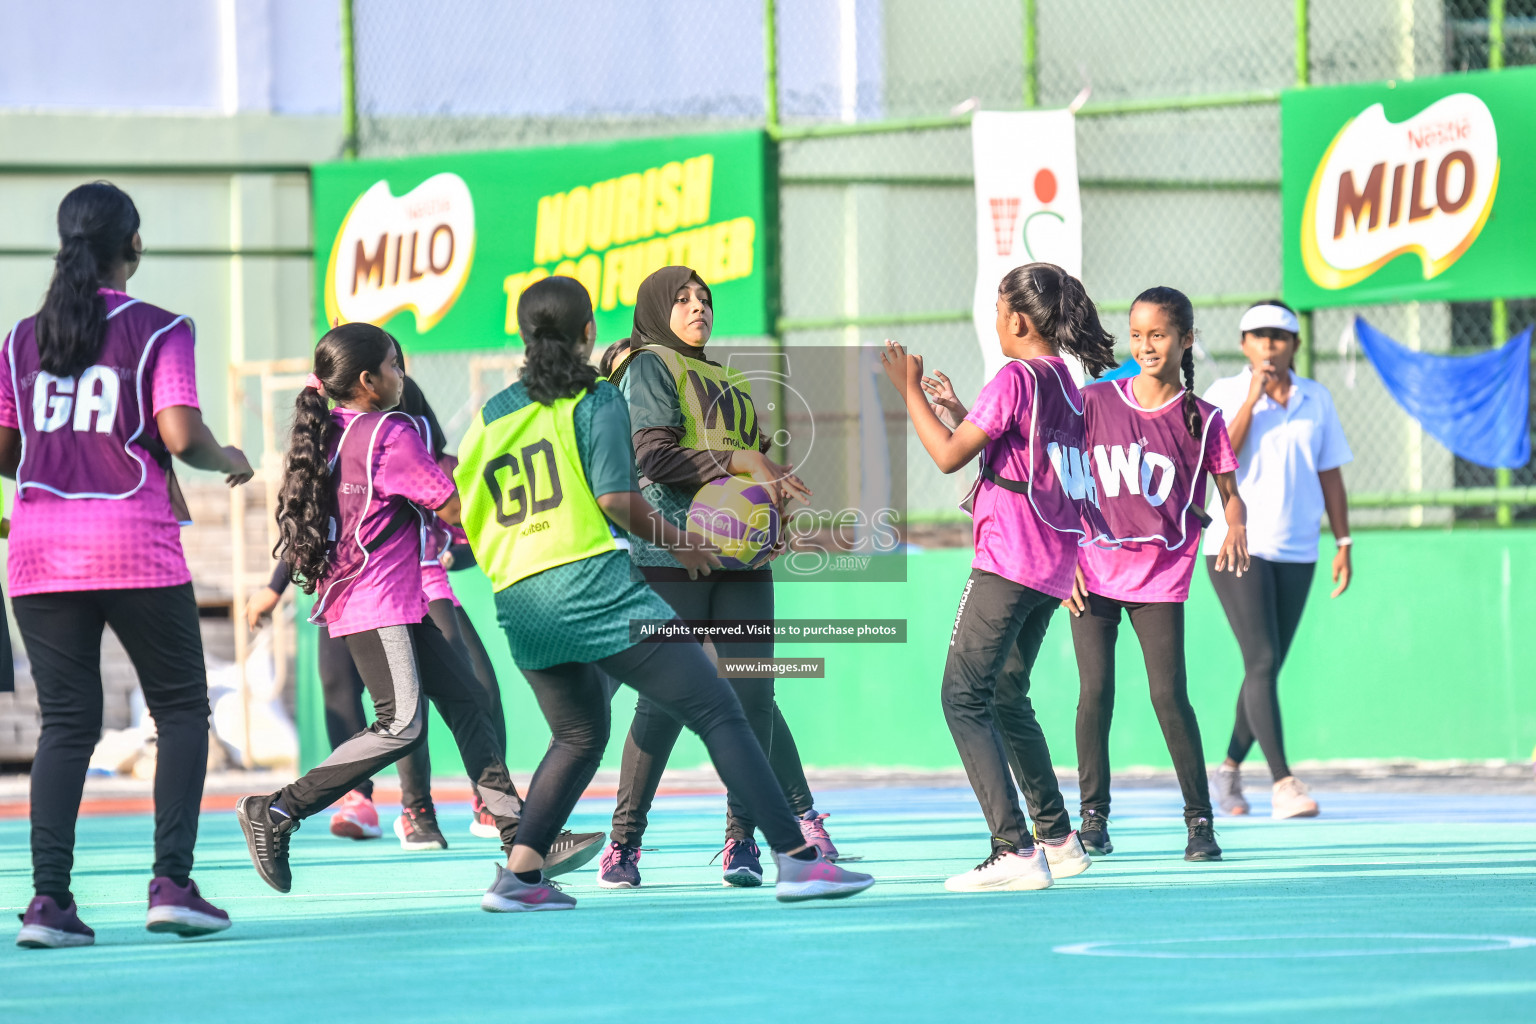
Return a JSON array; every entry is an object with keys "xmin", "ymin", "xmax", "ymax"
[
  {"xmin": 1282, "ymin": 66, "xmax": 1536, "ymax": 309},
  {"xmin": 312, "ymin": 130, "xmax": 774, "ymax": 349}
]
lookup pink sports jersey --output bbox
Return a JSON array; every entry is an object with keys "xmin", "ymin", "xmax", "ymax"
[
  {"xmin": 411, "ymin": 416, "xmax": 461, "ymax": 607},
  {"xmin": 310, "ymin": 408, "xmax": 455, "ymax": 637},
  {"xmin": 0, "ymin": 289, "xmax": 200, "ymax": 596},
  {"xmin": 419, "ymin": 523, "xmax": 466, "ymax": 608},
  {"xmin": 962, "ymin": 357, "xmax": 1087, "ymax": 600},
  {"xmin": 1078, "ymin": 376, "xmax": 1238, "ymax": 603}
]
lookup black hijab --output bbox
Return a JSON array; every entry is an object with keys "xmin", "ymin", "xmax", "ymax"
[{"xmin": 631, "ymin": 265, "xmax": 713, "ymax": 363}]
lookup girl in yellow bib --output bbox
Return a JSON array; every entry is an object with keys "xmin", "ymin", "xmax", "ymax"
[{"xmin": 456, "ymin": 275, "xmax": 873, "ymax": 910}]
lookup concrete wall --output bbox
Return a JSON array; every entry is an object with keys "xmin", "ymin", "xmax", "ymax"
[{"xmin": 297, "ymin": 528, "xmax": 1536, "ymax": 775}]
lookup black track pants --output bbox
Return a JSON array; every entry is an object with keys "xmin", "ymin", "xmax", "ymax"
[
  {"xmin": 16, "ymin": 584, "xmax": 209, "ymax": 902},
  {"xmin": 1070, "ymin": 593, "xmax": 1213, "ymax": 821},
  {"xmin": 518, "ymin": 636, "xmax": 804, "ymax": 858},
  {"xmin": 610, "ymin": 569, "xmax": 814, "ymax": 846},
  {"xmin": 318, "ymin": 599, "xmax": 506, "ymax": 807},
  {"xmin": 277, "ymin": 617, "xmax": 522, "ymax": 846},
  {"xmin": 944, "ymin": 570, "xmax": 1071, "ymax": 847},
  {"xmin": 1206, "ymin": 556, "xmax": 1315, "ymax": 781}
]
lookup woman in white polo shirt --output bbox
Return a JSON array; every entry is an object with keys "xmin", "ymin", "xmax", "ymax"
[{"xmin": 1202, "ymin": 300, "xmax": 1353, "ymax": 820}]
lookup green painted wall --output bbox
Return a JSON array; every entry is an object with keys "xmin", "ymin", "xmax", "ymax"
[{"xmin": 295, "ymin": 528, "xmax": 1536, "ymax": 776}]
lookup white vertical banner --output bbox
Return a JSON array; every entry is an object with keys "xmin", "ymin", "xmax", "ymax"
[{"xmin": 971, "ymin": 110, "xmax": 1082, "ymax": 382}]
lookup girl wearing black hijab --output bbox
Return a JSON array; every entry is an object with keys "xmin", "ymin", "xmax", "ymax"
[{"xmin": 598, "ymin": 266, "xmax": 839, "ymax": 890}]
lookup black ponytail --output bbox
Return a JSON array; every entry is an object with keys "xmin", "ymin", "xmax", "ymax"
[
  {"xmin": 1133, "ymin": 286, "xmax": 1201, "ymax": 440},
  {"xmin": 274, "ymin": 322, "xmax": 396, "ymax": 593},
  {"xmin": 37, "ymin": 182, "xmax": 141, "ymax": 378},
  {"xmin": 518, "ymin": 276, "xmax": 598, "ymax": 405},
  {"xmin": 998, "ymin": 262, "xmax": 1117, "ymax": 378},
  {"xmin": 599, "ymin": 336, "xmax": 633, "ymax": 379}
]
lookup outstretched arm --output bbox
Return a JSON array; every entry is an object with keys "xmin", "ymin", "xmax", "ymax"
[{"xmin": 880, "ymin": 340, "xmax": 989, "ymax": 473}]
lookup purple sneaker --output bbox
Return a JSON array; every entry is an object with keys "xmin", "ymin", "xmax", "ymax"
[
  {"xmin": 598, "ymin": 841, "xmax": 642, "ymax": 889},
  {"xmin": 721, "ymin": 838, "xmax": 764, "ymax": 887},
  {"xmin": 146, "ymin": 877, "xmax": 231, "ymax": 937},
  {"xmin": 797, "ymin": 810, "xmax": 840, "ymax": 861},
  {"xmin": 16, "ymin": 895, "xmax": 94, "ymax": 949}
]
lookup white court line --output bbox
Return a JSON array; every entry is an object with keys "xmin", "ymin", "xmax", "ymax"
[{"xmin": 1054, "ymin": 933, "xmax": 1536, "ymax": 959}]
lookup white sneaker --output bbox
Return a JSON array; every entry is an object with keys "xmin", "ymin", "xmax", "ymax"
[
  {"xmin": 1214, "ymin": 763, "xmax": 1250, "ymax": 815},
  {"xmin": 1271, "ymin": 776, "xmax": 1319, "ymax": 819},
  {"xmin": 944, "ymin": 844, "xmax": 1053, "ymax": 892},
  {"xmin": 1039, "ymin": 833, "xmax": 1092, "ymax": 879}
]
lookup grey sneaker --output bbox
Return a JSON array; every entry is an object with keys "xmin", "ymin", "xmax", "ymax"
[
  {"xmin": 1271, "ymin": 776, "xmax": 1319, "ymax": 819},
  {"xmin": 1214, "ymin": 763, "xmax": 1250, "ymax": 816},
  {"xmin": 772, "ymin": 849, "xmax": 875, "ymax": 903},
  {"xmin": 480, "ymin": 866, "xmax": 577, "ymax": 913},
  {"xmin": 1038, "ymin": 832, "xmax": 1093, "ymax": 879}
]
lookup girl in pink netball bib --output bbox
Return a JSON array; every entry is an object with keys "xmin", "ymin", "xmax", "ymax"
[
  {"xmin": 235, "ymin": 322, "xmax": 601, "ymax": 897},
  {"xmin": 1069, "ymin": 286, "xmax": 1249, "ymax": 862},
  {"xmin": 882, "ymin": 263, "xmax": 1115, "ymax": 893},
  {"xmin": 3, "ymin": 183, "xmax": 253, "ymax": 948}
]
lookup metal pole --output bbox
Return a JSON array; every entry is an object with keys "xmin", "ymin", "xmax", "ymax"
[
  {"xmin": 1493, "ymin": 303, "xmax": 1514, "ymax": 526},
  {"xmin": 1023, "ymin": 0, "xmax": 1038, "ymax": 108},
  {"xmin": 1490, "ymin": 0, "xmax": 1506, "ymax": 71},
  {"xmin": 1295, "ymin": 0, "xmax": 1309, "ymax": 87},
  {"xmin": 764, "ymin": 0, "xmax": 780, "ymax": 133},
  {"xmin": 764, "ymin": 0, "xmax": 787, "ymax": 457},
  {"xmin": 1294, "ymin": 0, "xmax": 1313, "ymax": 376},
  {"xmin": 1491, "ymin": 3, "xmax": 1511, "ymax": 524},
  {"xmin": 340, "ymin": 0, "xmax": 358, "ymax": 159}
]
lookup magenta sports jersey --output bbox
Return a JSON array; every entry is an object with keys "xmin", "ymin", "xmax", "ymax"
[
  {"xmin": 407, "ymin": 413, "xmax": 464, "ymax": 607},
  {"xmin": 962, "ymin": 357, "xmax": 1088, "ymax": 600},
  {"xmin": 8, "ymin": 297, "xmax": 186, "ymax": 502},
  {"xmin": 0, "ymin": 290, "xmax": 201, "ymax": 596},
  {"xmin": 310, "ymin": 408, "xmax": 455, "ymax": 637},
  {"xmin": 1078, "ymin": 376, "xmax": 1238, "ymax": 602}
]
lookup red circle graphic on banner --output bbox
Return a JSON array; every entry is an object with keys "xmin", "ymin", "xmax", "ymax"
[{"xmin": 1034, "ymin": 169, "xmax": 1058, "ymax": 204}]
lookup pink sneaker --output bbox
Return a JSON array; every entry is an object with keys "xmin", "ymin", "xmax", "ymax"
[
  {"xmin": 797, "ymin": 809, "xmax": 840, "ymax": 861},
  {"xmin": 329, "ymin": 790, "xmax": 382, "ymax": 840},
  {"xmin": 469, "ymin": 793, "xmax": 500, "ymax": 839}
]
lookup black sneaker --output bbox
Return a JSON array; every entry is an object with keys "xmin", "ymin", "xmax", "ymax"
[
  {"xmin": 1184, "ymin": 817, "xmax": 1222, "ymax": 862},
  {"xmin": 237, "ymin": 795, "xmax": 299, "ymax": 893},
  {"xmin": 1079, "ymin": 811, "xmax": 1113, "ymax": 855},
  {"xmin": 543, "ymin": 831, "xmax": 606, "ymax": 878},
  {"xmin": 394, "ymin": 804, "xmax": 448, "ymax": 851}
]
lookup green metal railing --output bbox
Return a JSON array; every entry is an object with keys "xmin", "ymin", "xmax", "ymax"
[{"xmin": 763, "ymin": 0, "xmax": 1532, "ymax": 522}]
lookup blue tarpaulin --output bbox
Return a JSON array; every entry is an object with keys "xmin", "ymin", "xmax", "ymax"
[
  {"xmin": 1353, "ymin": 316, "xmax": 1531, "ymax": 470},
  {"xmin": 1098, "ymin": 359, "xmax": 1139, "ymax": 381}
]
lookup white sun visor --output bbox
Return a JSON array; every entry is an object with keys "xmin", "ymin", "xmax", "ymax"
[{"xmin": 1239, "ymin": 304, "xmax": 1301, "ymax": 335}]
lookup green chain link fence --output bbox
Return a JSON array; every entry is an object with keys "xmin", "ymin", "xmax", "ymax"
[{"xmin": 343, "ymin": 0, "xmax": 1536, "ymax": 527}]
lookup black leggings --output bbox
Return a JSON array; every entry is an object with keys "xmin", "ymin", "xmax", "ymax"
[
  {"xmin": 1206, "ymin": 556, "xmax": 1315, "ymax": 781},
  {"xmin": 318, "ymin": 598, "xmax": 505, "ymax": 806},
  {"xmin": 1071, "ymin": 593, "xmax": 1212, "ymax": 821},
  {"xmin": 15, "ymin": 584, "xmax": 209, "ymax": 903},
  {"xmin": 944, "ymin": 570, "xmax": 1071, "ymax": 847},
  {"xmin": 610, "ymin": 568, "xmax": 814, "ymax": 846},
  {"xmin": 278, "ymin": 617, "xmax": 522, "ymax": 845},
  {"xmin": 518, "ymin": 636, "xmax": 804, "ymax": 858}
]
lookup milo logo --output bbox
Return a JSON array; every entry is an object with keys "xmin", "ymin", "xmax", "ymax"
[
  {"xmin": 1300, "ymin": 93, "xmax": 1499, "ymax": 290},
  {"xmin": 324, "ymin": 173, "xmax": 476, "ymax": 332}
]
